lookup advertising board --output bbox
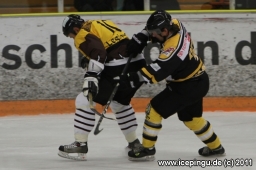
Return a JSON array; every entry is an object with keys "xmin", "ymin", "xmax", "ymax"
[{"xmin": 1, "ymin": 12, "xmax": 256, "ymax": 101}]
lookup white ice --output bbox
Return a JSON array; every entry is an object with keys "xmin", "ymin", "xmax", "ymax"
[{"xmin": 0, "ymin": 112, "xmax": 255, "ymax": 170}]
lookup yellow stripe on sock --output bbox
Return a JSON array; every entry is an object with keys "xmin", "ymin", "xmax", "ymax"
[
  {"xmin": 184, "ymin": 117, "xmax": 207, "ymax": 131},
  {"xmin": 207, "ymin": 137, "xmax": 221, "ymax": 150},
  {"xmin": 145, "ymin": 105, "xmax": 162, "ymax": 124},
  {"xmin": 142, "ymin": 105, "xmax": 163, "ymax": 148},
  {"xmin": 143, "ymin": 138, "xmax": 156, "ymax": 148}
]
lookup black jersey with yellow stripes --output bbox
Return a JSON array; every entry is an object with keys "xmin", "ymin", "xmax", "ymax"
[
  {"xmin": 140, "ymin": 19, "xmax": 205, "ymax": 83},
  {"xmin": 73, "ymin": 20, "xmax": 129, "ymax": 64}
]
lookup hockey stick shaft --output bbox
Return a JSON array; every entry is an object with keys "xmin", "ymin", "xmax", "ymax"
[
  {"xmin": 89, "ymin": 93, "xmax": 116, "ymax": 120},
  {"xmin": 94, "ymin": 54, "xmax": 135, "ymax": 135}
]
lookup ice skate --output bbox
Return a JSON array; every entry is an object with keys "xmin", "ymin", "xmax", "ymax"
[
  {"xmin": 198, "ymin": 145, "xmax": 225, "ymax": 156},
  {"xmin": 128, "ymin": 144, "xmax": 155, "ymax": 161},
  {"xmin": 126, "ymin": 138, "xmax": 141, "ymax": 150},
  {"xmin": 58, "ymin": 141, "xmax": 88, "ymax": 161}
]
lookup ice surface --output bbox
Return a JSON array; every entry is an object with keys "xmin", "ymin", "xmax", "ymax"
[{"xmin": 0, "ymin": 112, "xmax": 255, "ymax": 170}]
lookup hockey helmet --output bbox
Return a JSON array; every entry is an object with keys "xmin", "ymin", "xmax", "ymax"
[
  {"xmin": 146, "ymin": 10, "xmax": 172, "ymax": 34},
  {"xmin": 62, "ymin": 14, "xmax": 85, "ymax": 37}
]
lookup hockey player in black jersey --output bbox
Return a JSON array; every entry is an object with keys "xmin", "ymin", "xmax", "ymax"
[{"xmin": 117, "ymin": 10, "xmax": 225, "ymax": 161}]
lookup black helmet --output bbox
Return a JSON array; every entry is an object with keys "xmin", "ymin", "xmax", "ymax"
[
  {"xmin": 62, "ymin": 14, "xmax": 84, "ymax": 37},
  {"xmin": 146, "ymin": 10, "xmax": 172, "ymax": 33}
]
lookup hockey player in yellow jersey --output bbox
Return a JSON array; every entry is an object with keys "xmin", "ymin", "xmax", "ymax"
[
  {"xmin": 115, "ymin": 10, "xmax": 225, "ymax": 161},
  {"xmin": 58, "ymin": 14, "xmax": 146, "ymax": 160}
]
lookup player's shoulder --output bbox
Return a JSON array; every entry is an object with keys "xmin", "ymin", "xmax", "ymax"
[
  {"xmin": 91, "ymin": 19, "xmax": 112, "ymax": 23},
  {"xmin": 159, "ymin": 29, "xmax": 184, "ymax": 60},
  {"xmin": 172, "ymin": 18, "xmax": 184, "ymax": 28},
  {"xmin": 159, "ymin": 46, "xmax": 176, "ymax": 60},
  {"xmin": 75, "ymin": 29, "xmax": 90, "ymax": 45},
  {"xmin": 172, "ymin": 18, "xmax": 182, "ymax": 24},
  {"xmin": 164, "ymin": 31, "xmax": 182, "ymax": 50}
]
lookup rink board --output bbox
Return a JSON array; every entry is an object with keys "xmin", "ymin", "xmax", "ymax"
[
  {"xmin": 1, "ymin": 11, "xmax": 256, "ymax": 116},
  {"xmin": 1, "ymin": 97, "xmax": 256, "ymax": 116}
]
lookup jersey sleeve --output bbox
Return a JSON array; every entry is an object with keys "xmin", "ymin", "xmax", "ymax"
[{"xmin": 74, "ymin": 30, "xmax": 107, "ymax": 65}]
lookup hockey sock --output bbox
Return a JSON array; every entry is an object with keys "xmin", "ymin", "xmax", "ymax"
[
  {"xmin": 125, "ymin": 131, "xmax": 137, "ymax": 143},
  {"xmin": 184, "ymin": 117, "xmax": 221, "ymax": 150},
  {"xmin": 110, "ymin": 101, "xmax": 138, "ymax": 143},
  {"xmin": 142, "ymin": 104, "xmax": 162, "ymax": 148},
  {"xmin": 74, "ymin": 107, "xmax": 95, "ymax": 142},
  {"xmin": 74, "ymin": 92, "xmax": 95, "ymax": 142}
]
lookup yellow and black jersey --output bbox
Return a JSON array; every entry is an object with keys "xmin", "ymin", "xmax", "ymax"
[
  {"xmin": 74, "ymin": 20, "xmax": 129, "ymax": 65},
  {"xmin": 140, "ymin": 19, "xmax": 205, "ymax": 83}
]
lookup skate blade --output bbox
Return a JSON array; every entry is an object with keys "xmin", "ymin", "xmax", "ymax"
[
  {"xmin": 200, "ymin": 152, "xmax": 226, "ymax": 157},
  {"xmin": 58, "ymin": 151, "xmax": 87, "ymax": 161},
  {"xmin": 125, "ymin": 146, "xmax": 132, "ymax": 152},
  {"xmin": 211, "ymin": 152, "xmax": 226, "ymax": 157},
  {"xmin": 128, "ymin": 155, "xmax": 155, "ymax": 161}
]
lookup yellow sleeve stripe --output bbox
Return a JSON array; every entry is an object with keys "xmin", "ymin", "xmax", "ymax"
[{"xmin": 141, "ymin": 68, "xmax": 158, "ymax": 83}]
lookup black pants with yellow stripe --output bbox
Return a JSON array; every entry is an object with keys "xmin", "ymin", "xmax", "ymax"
[
  {"xmin": 142, "ymin": 72, "xmax": 222, "ymax": 151},
  {"xmin": 151, "ymin": 72, "xmax": 209, "ymax": 120}
]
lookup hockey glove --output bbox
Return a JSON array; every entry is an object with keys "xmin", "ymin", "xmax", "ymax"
[
  {"xmin": 83, "ymin": 72, "xmax": 99, "ymax": 99},
  {"xmin": 80, "ymin": 57, "xmax": 89, "ymax": 69},
  {"xmin": 126, "ymin": 31, "xmax": 149, "ymax": 56},
  {"xmin": 114, "ymin": 72, "xmax": 141, "ymax": 89}
]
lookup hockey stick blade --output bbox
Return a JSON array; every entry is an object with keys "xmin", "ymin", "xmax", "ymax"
[
  {"xmin": 94, "ymin": 100, "xmax": 111, "ymax": 135},
  {"xmin": 94, "ymin": 117, "xmax": 104, "ymax": 135},
  {"xmin": 88, "ymin": 93, "xmax": 116, "ymax": 121}
]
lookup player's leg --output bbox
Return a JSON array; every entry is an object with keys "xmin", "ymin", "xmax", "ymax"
[
  {"xmin": 179, "ymin": 99, "xmax": 225, "ymax": 156},
  {"xmin": 58, "ymin": 92, "xmax": 95, "ymax": 161},
  {"xmin": 109, "ymin": 100, "xmax": 140, "ymax": 149},
  {"xmin": 110, "ymin": 60, "xmax": 147, "ymax": 150},
  {"xmin": 128, "ymin": 86, "xmax": 180, "ymax": 161},
  {"xmin": 179, "ymin": 72, "xmax": 224, "ymax": 156},
  {"xmin": 128, "ymin": 103, "xmax": 162, "ymax": 161}
]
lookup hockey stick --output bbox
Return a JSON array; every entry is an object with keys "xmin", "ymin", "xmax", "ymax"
[
  {"xmin": 94, "ymin": 54, "xmax": 135, "ymax": 135},
  {"xmin": 88, "ymin": 93, "xmax": 116, "ymax": 120}
]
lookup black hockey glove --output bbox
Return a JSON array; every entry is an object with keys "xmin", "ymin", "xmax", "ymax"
[
  {"xmin": 83, "ymin": 72, "xmax": 99, "ymax": 99},
  {"xmin": 80, "ymin": 57, "xmax": 89, "ymax": 69},
  {"xmin": 114, "ymin": 72, "xmax": 141, "ymax": 89},
  {"xmin": 126, "ymin": 32, "xmax": 149, "ymax": 56}
]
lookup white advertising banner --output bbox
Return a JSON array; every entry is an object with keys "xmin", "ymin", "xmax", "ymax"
[{"xmin": 0, "ymin": 12, "xmax": 256, "ymax": 100}]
